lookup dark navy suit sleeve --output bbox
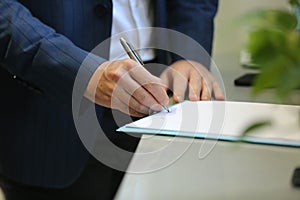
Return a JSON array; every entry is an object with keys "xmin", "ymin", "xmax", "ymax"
[
  {"xmin": 165, "ymin": 0, "xmax": 218, "ymax": 66},
  {"xmin": 0, "ymin": 0, "xmax": 105, "ymax": 108}
]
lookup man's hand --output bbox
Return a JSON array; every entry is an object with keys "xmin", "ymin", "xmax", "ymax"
[
  {"xmin": 84, "ymin": 59, "xmax": 169, "ymax": 117},
  {"xmin": 160, "ymin": 60, "xmax": 224, "ymax": 102}
]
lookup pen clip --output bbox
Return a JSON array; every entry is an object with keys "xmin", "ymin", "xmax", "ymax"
[
  {"xmin": 126, "ymin": 42, "xmax": 144, "ymax": 65},
  {"xmin": 120, "ymin": 37, "xmax": 144, "ymax": 65}
]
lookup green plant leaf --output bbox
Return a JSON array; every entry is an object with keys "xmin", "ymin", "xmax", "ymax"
[
  {"xmin": 285, "ymin": 31, "xmax": 300, "ymax": 62},
  {"xmin": 264, "ymin": 10, "xmax": 297, "ymax": 30},
  {"xmin": 276, "ymin": 65, "xmax": 300, "ymax": 98},
  {"xmin": 243, "ymin": 4, "xmax": 300, "ymax": 103},
  {"xmin": 251, "ymin": 10, "xmax": 296, "ymax": 29},
  {"xmin": 290, "ymin": 0, "xmax": 300, "ymax": 6},
  {"xmin": 252, "ymin": 54, "xmax": 293, "ymax": 95},
  {"xmin": 237, "ymin": 9, "xmax": 297, "ymax": 31},
  {"xmin": 240, "ymin": 120, "xmax": 272, "ymax": 138}
]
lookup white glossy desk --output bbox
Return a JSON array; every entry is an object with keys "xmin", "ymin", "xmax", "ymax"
[{"xmin": 115, "ymin": 137, "xmax": 300, "ymax": 200}]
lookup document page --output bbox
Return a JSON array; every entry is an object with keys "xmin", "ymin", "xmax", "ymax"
[{"xmin": 118, "ymin": 101, "xmax": 300, "ymax": 147}]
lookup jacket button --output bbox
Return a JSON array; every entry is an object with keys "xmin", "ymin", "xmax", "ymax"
[{"xmin": 94, "ymin": 4, "xmax": 109, "ymax": 17}]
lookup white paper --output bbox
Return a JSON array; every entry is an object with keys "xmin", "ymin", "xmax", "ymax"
[{"xmin": 118, "ymin": 101, "xmax": 300, "ymax": 146}]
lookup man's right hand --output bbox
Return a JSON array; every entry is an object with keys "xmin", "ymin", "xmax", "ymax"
[{"xmin": 84, "ymin": 59, "xmax": 169, "ymax": 117}]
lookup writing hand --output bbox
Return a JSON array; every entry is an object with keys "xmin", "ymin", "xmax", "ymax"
[{"xmin": 84, "ymin": 59, "xmax": 169, "ymax": 117}]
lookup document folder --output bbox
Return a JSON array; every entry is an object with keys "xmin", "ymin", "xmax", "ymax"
[{"xmin": 117, "ymin": 101, "xmax": 300, "ymax": 147}]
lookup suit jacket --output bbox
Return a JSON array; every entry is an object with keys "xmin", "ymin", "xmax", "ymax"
[{"xmin": 0, "ymin": 0, "xmax": 218, "ymax": 188}]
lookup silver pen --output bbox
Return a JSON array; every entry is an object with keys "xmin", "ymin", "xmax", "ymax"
[{"xmin": 119, "ymin": 37, "xmax": 170, "ymax": 112}]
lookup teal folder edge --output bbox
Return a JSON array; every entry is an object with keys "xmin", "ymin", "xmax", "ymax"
[{"xmin": 117, "ymin": 126, "xmax": 300, "ymax": 148}]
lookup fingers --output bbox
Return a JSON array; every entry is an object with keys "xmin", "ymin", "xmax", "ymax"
[
  {"xmin": 159, "ymin": 68, "xmax": 171, "ymax": 91},
  {"xmin": 188, "ymin": 71, "xmax": 213, "ymax": 101},
  {"xmin": 172, "ymin": 70, "xmax": 188, "ymax": 103},
  {"xmin": 117, "ymin": 72, "xmax": 166, "ymax": 112},
  {"xmin": 129, "ymin": 65, "xmax": 169, "ymax": 106},
  {"xmin": 112, "ymin": 97, "xmax": 146, "ymax": 117},
  {"xmin": 88, "ymin": 59, "xmax": 170, "ymax": 116},
  {"xmin": 112, "ymin": 86, "xmax": 149, "ymax": 115},
  {"xmin": 188, "ymin": 70, "xmax": 202, "ymax": 101},
  {"xmin": 161, "ymin": 60, "xmax": 224, "ymax": 102},
  {"xmin": 200, "ymin": 78, "xmax": 212, "ymax": 100},
  {"xmin": 212, "ymin": 80, "xmax": 225, "ymax": 100},
  {"xmin": 184, "ymin": 61, "xmax": 224, "ymax": 101}
]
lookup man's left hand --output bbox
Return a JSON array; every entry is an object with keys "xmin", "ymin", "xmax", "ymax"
[{"xmin": 160, "ymin": 60, "xmax": 225, "ymax": 103}]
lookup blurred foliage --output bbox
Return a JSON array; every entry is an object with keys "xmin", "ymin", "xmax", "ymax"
[
  {"xmin": 240, "ymin": 1, "xmax": 300, "ymax": 138},
  {"xmin": 240, "ymin": 120, "xmax": 272, "ymax": 138},
  {"xmin": 245, "ymin": 4, "xmax": 300, "ymax": 101},
  {"xmin": 290, "ymin": 0, "xmax": 300, "ymax": 6}
]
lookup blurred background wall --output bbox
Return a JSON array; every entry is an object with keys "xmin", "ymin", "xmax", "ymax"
[{"xmin": 213, "ymin": 0, "xmax": 288, "ymax": 57}]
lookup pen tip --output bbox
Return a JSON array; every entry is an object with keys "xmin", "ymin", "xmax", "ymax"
[{"xmin": 162, "ymin": 106, "xmax": 170, "ymax": 113}]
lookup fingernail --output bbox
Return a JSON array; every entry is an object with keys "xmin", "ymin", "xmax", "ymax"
[
  {"xmin": 190, "ymin": 95, "xmax": 198, "ymax": 101},
  {"xmin": 202, "ymin": 96, "xmax": 210, "ymax": 100}
]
